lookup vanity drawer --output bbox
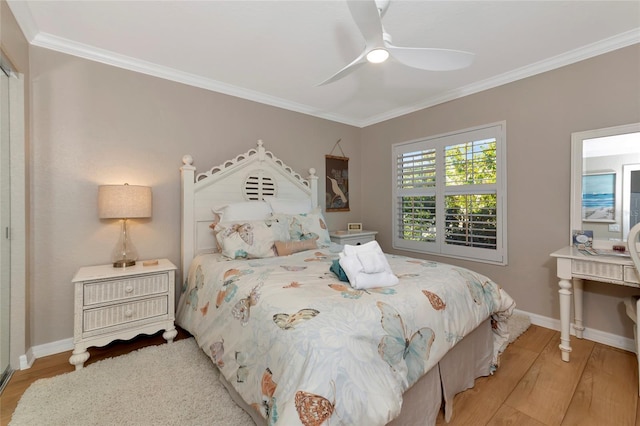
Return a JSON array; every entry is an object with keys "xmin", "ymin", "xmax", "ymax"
[
  {"xmin": 572, "ymin": 260, "xmax": 623, "ymax": 282},
  {"xmin": 83, "ymin": 296, "xmax": 168, "ymax": 332},
  {"xmin": 83, "ymin": 273, "xmax": 169, "ymax": 306},
  {"xmin": 624, "ymin": 266, "xmax": 640, "ymax": 284}
]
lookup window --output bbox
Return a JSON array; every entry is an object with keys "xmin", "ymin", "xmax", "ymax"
[{"xmin": 392, "ymin": 122, "xmax": 507, "ymax": 265}]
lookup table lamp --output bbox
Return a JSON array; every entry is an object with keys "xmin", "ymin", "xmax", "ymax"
[{"xmin": 98, "ymin": 183, "xmax": 152, "ymax": 267}]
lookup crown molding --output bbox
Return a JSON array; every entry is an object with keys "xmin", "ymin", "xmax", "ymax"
[
  {"xmin": 27, "ymin": 31, "xmax": 358, "ymax": 127},
  {"xmin": 9, "ymin": 1, "xmax": 639, "ymax": 129},
  {"xmin": 361, "ymin": 29, "xmax": 640, "ymax": 127}
]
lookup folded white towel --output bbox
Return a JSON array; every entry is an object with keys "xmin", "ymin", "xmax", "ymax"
[
  {"xmin": 339, "ymin": 241, "xmax": 398, "ymax": 289},
  {"xmin": 357, "ymin": 251, "xmax": 387, "ymax": 274},
  {"xmin": 342, "ymin": 240, "xmax": 381, "ymax": 257}
]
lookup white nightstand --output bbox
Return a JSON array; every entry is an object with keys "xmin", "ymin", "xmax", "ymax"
[
  {"xmin": 329, "ymin": 230, "xmax": 378, "ymax": 246},
  {"xmin": 69, "ymin": 259, "xmax": 177, "ymax": 370}
]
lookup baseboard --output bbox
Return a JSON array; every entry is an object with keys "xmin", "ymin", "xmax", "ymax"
[
  {"xmin": 514, "ymin": 308, "xmax": 636, "ymax": 353},
  {"xmin": 17, "ymin": 311, "xmax": 635, "ymax": 370},
  {"xmin": 19, "ymin": 338, "xmax": 74, "ymax": 370},
  {"xmin": 19, "ymin": 348, "xmax": 34, "ymax": 370}
]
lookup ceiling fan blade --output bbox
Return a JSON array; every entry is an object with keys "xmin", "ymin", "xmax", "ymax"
[
  {"xmin": 318, "ymin": 50, "xmax": 368, "ymax": 86},
  {"xmin": 318, "ymin": 0, "xmax": 383, "ymax": 86},
  {"xmin": 347, "ymin": 0, "xmax": 384, "ymax": 46},
  {"xmin": 387, "ymin": 45, "xmax": 475, "ymax": 71},
  {"xmin": 320, "ymin": 0, "xmax": 475, "ymax": 85}
]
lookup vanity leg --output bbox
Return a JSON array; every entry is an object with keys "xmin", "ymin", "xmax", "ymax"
[
  {"xmin": 572, "ymin": 278, "xmax": 584, "ymax": 339},
  {"xmin": 558, "ymin": 278, "xmax": 573, "ymax": 362}
]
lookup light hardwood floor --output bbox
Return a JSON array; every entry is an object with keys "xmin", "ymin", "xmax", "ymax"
[{"xmin": 1, "ymin": 325, "xmax": 638, "ymax": 426}]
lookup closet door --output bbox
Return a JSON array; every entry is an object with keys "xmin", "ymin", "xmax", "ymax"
[{"xmin": 0, "ymin": 66, "xmax": 11, "ymax": 387}]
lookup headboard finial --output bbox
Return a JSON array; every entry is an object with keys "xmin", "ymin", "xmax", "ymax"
[
  {"xmin": 257, "ymin": 139, "xmax": 266, "ymax": 162},
  {"xmin": 182, "ymin": 155, "xmax": 194, "ymax": 166},
  {"xmin": 309, "ymin": 168, "xmax": 317, "ymax": 176}
]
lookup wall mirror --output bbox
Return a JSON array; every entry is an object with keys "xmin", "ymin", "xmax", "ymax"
[{"xmin": 570, "ymin": 122, "xmax": 640, "ymax": 247}]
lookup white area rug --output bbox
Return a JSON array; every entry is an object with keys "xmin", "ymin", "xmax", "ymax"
[
  {"xmin": 10, "ymin": 338, "xmax": 253, "ymax": 426},
  {"xmin": 11, "ymin": 314, "xmax": 531, "ymax": 425},
  {"xmin": 507, "ymin": 312, "xmax": 531, "ymax": 343}
]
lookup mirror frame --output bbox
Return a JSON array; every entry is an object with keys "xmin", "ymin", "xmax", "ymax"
[{"xmin": 570, "ymin": 122, "xmax": 640, "ymax": 247}]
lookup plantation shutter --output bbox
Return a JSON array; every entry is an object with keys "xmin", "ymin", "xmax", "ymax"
[{"xmin": 392, "ymin": 123, "xmax": 507, "ymax": 265}]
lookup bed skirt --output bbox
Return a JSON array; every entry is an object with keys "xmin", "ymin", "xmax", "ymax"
[{"xmin": 219, "ymin": 318, "xmax": 493, "ymax": 425}]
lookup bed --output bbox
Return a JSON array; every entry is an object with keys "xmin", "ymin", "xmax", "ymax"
[{"xmin": 176, "ymin": 141, "xmax": 515, "ymax": 425}]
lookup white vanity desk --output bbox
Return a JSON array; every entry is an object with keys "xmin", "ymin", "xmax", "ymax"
[{"xmin": 551, "ymin": 246, "xmax": 639, "ymax": 362}]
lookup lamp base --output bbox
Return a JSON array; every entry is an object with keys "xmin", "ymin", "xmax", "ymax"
[
  {"xmin": 111, "ymin": 219, "xmax": 139, "ymax": 268},
  {"xmin": 113, "ymin": 259, "xmax": 136, "ymax": 268}
]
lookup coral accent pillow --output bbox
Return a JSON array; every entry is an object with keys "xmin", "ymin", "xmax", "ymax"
[{"xmin": 274, "ymin": 239, "xmax": 318, "ymax": 256}]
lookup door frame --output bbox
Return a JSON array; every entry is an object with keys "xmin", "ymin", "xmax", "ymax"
[{"xmin": 0, "ymin": 62, "xmax": 26, "ymax": 371}]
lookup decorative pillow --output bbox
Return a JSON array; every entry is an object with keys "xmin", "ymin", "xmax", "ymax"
[
  {"xmin": 212, "ymin": 201, "xmax": 273, "ymax": 222},
  {"xmin": 215, "ymin": 218, "xmax": 289, "ymax": 259},
  {"xmin": 273, "ymin": 208, "xmax": 331, "ymax": 248},
  {"xmin": 274, "ymin": 239, "xmax": 318, "ymax": 256},
  {"xmin": 263, "ymin": 196, "xmax": 313, "ymax": 215},
  {"xmin": 208, "ymin": 222, "xmax": 223, "ymax": 252}
]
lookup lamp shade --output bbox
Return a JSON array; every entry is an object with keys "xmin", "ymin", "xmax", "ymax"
[{"xmin": 98, "ymin": 184, "xmax": 152, "ymax": 219}]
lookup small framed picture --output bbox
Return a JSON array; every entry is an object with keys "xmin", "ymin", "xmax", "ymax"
[
  {"xmin": 347, "ymin": 223, "xmax": 362, "ymax": 232},
  {"xmin": 572, "ymin": 230, "xmax": 593, "ymax": 248}
]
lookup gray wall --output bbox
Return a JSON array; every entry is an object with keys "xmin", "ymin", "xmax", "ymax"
[{"xmin": 360, "ymin": 44, "xmax": 640, "ymax": 339}]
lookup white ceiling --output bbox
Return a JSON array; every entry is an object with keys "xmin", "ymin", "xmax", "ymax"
[{"xmin": 7, "ymin": 0, "xmax": 640, "ymax": 127}]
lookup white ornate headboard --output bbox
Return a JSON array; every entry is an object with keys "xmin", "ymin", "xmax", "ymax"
[{"xmin": 180, "ymin": 140, "xmax": 318, "ymax": 276}]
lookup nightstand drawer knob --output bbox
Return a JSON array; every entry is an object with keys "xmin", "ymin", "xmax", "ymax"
[
  {"xmin": 125, "ymin": 286, "xmax": 134, "ymax": 293},
  {"xmin": 124, "ymin": 309, "xmax": 134, "ymax": 318}
]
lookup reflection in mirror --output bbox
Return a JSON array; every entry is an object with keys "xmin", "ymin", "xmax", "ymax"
[
  {"xmin": 623, "ymin": 164, "xmax": 640, "ymax": 235},
  {"xmin": 571, "ymin": 123, "xmax": 640, "ymax": 246}
]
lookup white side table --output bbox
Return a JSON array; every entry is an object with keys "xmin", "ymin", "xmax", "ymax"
[
  {"xmin": 69, "ymin": 259, "xmax": 177, "ymax": 369},
  {"xmin": 329, "ymin": 230, "xmax": 378, "ymax": 246},
  {"xmin": 550, "ymin": 247, "xmax": 638, "ymax": 362}
]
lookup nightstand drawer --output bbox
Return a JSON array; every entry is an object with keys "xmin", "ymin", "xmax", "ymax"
[
  {"xmin": 83, "ymin": 295, "xmax": 168, "ymax": 332},
  {"xmin": 71, "ymin": 259, "xmax": 177, "ymax": 369},
  {"xmin": 341, "ymin": 235, "xmax": 376, "ymax": 245},
  {"xmin": 83, "ymin": 273, "xmax": 169, "ymax": 306},
  {"xmin": 329, "ymin": 230, "xmax": 378, "ymax": 246}
]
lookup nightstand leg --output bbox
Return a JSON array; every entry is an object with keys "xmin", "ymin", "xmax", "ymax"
[
  {"xmin": 69, "ymin": 346, "xmax": 90, "ymax": 370},
  {"xmin": 163, "ymin": 326, "xmax": 177, "ymax": 343}
]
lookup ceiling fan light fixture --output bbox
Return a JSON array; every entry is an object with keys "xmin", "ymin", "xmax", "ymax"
[
  {"xmin": 318, "ymin": 0, "xmax": 476, "ymax": 85},
  {"xmin": 366, "ymin": 48, "xmax": 389, "ymax": 64}
]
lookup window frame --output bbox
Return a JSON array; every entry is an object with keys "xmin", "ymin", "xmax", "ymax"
[{"xmin": 392, "ymin": 121, "xmax": 508, "ymax": 265}]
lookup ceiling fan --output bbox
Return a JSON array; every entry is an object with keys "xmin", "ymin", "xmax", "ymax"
[{"xmin": 319, "ymin": 0, "xmax": 475, "ymax": 85}]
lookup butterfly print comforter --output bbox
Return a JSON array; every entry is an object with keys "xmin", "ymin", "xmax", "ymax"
[{"xmin": 176, "ymin": 250, "xmax": 515, "ymax": 426}]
